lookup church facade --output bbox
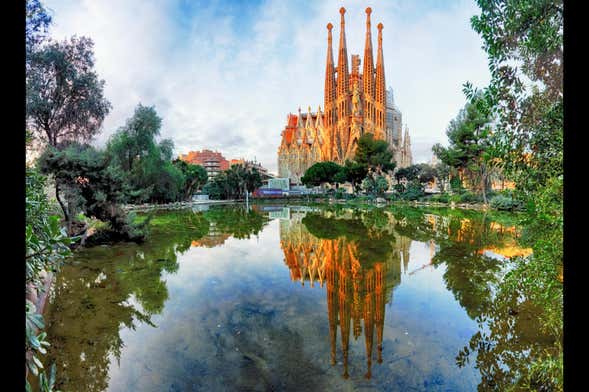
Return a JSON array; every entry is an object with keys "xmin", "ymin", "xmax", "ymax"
[{"xmin": 278, "ymin": 7, "xmax": 413, "ymax": 185}]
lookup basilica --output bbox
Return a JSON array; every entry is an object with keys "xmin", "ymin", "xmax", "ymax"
[{"xmin": 278, "ymin": 7, "xmax": 413, "ymax": 185}]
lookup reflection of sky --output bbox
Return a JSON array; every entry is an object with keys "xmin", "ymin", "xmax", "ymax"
[{"xmin": 82, "ymin": 218, "xmax": 482, "ymax": 391}]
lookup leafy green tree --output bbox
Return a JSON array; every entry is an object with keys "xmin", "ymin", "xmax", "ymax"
[
  {"xmin": 26, "ymin": 0, "xmax": 52, "ymax": 58},
  {"xmin": 301, "ymin": 161, "xmax": 343, "ymax": 188},
  {"xmin": 26, "ymin": 36, "xmax": 111, "ymax": 148},
  {"xmin": 361, "ymin": 175, "xmax": 389, "ymax": 197},
  {"xmin": 27, "ymin": 34, "xmax": 111, "ymax": 223},
  {"xmin": 106, "ymin": 104, "xmax": 184, "ymax": 203},
  {"xmin": 354, "ymin": 133, "xmax": 395, "ymax": 173},
  {"xmin": 225, "ymin": 164, "xmax": 262, "ymax": 199},
  {"xmin": 394, "ymin": 165, "xmax": 421, "ymax": 183},
  {"xmin": 173, "ymin": 159, "xmax": 208, "ymax": 200},
  {"xmin": 459, "ymin": 1, "xmax": 563, "ymax": 389},
  {"xmin": 433, "ymin": 93, "xmax": 496, "ymax": 204},
  {"xmin": 341, "ymin": 159, "xmax": 368, "ymax": 193},
  {"xmin": 38, "ymin": 144, "xmax": 147, "ymax": 241}
]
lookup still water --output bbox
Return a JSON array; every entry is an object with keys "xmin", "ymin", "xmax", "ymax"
[{"xmin": 43, "ymin": 204, "xmax": 552, "ymax": 391}]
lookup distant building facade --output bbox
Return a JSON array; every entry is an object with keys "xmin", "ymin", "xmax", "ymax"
[
  {"xmin": 180, "ymin": 149, "xmax": 230, "ymax": 179},
  {"xmin": 277, "ymin": 7, "xmax": 413, "ymax": 185}
]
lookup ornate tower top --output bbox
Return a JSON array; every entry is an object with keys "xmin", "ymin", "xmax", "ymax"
[
  {"xmin": 337, "ymin": 6, "xmax": 349, "ymax": 99},
  {"xmin": 363, "ymin": 6, "xmax": 375, "ymax": 103}
]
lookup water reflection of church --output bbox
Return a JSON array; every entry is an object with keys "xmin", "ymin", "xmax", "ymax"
[{"xmin": 277, "ymin": 207, "xmax": 412, "ymax": 379}]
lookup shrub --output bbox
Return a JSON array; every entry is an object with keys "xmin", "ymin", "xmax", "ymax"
[
  {"xmin": 401, "ymin": 182, "xmax": 425, "ymax": 201},
  {"xmin": 458, "ymin": 192, "xmax": 483, "ymax": 204},
  {"xmin": 490, "ymin": 195, "xmax": 525, "ymax": 211},
  {"xmin": 431, "ymin": 193, "xmax": 450, "ymax": 203}
]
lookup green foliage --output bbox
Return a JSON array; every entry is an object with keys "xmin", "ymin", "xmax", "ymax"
[
  {"xmin": 203, "ymin": 164, "xmax": 262, "ymax": 200},
  {"xmin": 26, "ymin": 167, "xmax": 72, "ymax": 286},
  {"xmin": 400, "ymin": 181, "xmax": 425, "ymax": 201},
  {"xmin": 38, "ymin": 144, "xmax": 147, "ymax": 242},
  {"xmin": 430, "ymin": 193, "xmax": 450, "ymax": 203},
  {"xmin": 26, "ymin": 164, "xmax": 68, "ymax": 392},
  {"xmin": 173, "ymin": 159, "xmax": 208, "ymax": 200},
  {"xmin": 301, "ymin": 161, "xmax": 344, "ymax": 187},
  {"xmin": 106, "ymin": 104, "xmax": 185, "ymax": 204},
  {"xmin": 361, "ymin": 175, "xmax": 389, "ymax": 197},
  {"xmin": 26, "ymin": 36, "xmax": 111, "ymax": 147},
  {"xmin": 354, "ymin": 133, "xmax": 395, "ymax": 172},
  {"xmin": 26, "ymin": 0, "xmax": 52, "ymax": 56},
  {"xmin": 449, "ymin": 176, "xmax": 464, "ymax": 193},
  {"xmin": 490, "ymin": 194, "xmax": 525, "ymax": 211},
  {"xmin": 432, "ymin": 92, "xmax": 497, "ymax": 203},
  {"xmin": 459, "ymin": 1, "xmax": 563, "ymax": 389},
  {"xmin": 341, "ymin": 159, "xmax": 368, "ymax": 192}
]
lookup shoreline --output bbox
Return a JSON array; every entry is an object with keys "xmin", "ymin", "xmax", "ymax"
[{"xmin": 120, "ymin": 198, "xmax": 512, "ymax": 213}]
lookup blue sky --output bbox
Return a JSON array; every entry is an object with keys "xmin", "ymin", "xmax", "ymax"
[{"xmin": 44, "ymin": 0, "xmax": 491, "ymax": 173}]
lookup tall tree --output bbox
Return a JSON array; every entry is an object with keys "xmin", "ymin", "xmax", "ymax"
[
  {"xmin": 354, "ymin": 133, "xmax": 395, "ymax": 173},
  {"xmin": 433, "ymin": 93, "xmax": 495, "ymax": 203},
  {"xmin": 173, "ymin": 159, "xmax": 208, "ymax": 200},
  {"xmin": 26, "ymin": 36, "xmax": 111, "ymax": 148},
  {"xmin": 301, "ymin": 161, "xmax": 344, "ymax": 188},
  {"xmin": 106, "ymin": 104, "xmax": 184, "ymax": 203},
  {"xmin": 26, "ymin": 0, "xmax": 52, "ymax": 59},
  {"xmin": 459, "ymin": 1, "xmax": 563, "ymax": 389}
]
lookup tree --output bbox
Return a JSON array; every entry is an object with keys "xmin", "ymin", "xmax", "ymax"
[
  {"xmin": 224, "ymin": 164, "xmax": 262, "ymax": 199},
  {"xmin": 27, "ymin": 36, "xmax": 111, "ymax": 148},
  {"xmin": 460, "ymin": 1, "xmax": 563, "ymax": 388},
  {"xmin": 38, "ymin": 144, "xmax": 147, "ymax": 241},
  {"xmin": 301, "ymin": 161, "xmax": 344, "ymax": 188},
  {"xmin": 354, "ymin": 133, "xmax": 395, "ymax": 173},
  {"xmin": 361, "ymin": 175, "xmax": 389, "ymax": 197},
  {"xmin": 26, "ymin": 0, "xmax": 52, "ymax": 58},
  {"xmin": 27, "ymin": 35, "xmax": 112, "ymax": 222},
  {"xmin": 106, "ymin": 104, "xmax": 185, "ymax": 203},
  {"xmin": 432, "ymin": 93, "xmax": 495, "ymax": 204},
  {"xmin": 173, "ymin": 159, "xmax": 208, "ymax": 200},
  {"xmin": 341, "ymin": 160, "xmax": 368, "ymax": 193},
  {"xmin": 394, "ymin": 165, "xmax": 421, "ymax": 183}
]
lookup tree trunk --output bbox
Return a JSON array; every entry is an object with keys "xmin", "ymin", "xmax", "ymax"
[
  {"xmin": 481, "ymin": 170, "xmax": 488, "ymax": 205},
  {"xmin": 55, "ymin": 181, "xmax": 72, "ymax": 235}
]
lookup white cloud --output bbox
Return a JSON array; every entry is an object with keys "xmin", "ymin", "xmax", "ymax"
[{"xmin": 44, "ymin": 0, "xmax": 490, "ymax": 172}]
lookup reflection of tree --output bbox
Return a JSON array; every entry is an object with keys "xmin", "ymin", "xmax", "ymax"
[
  {"xmin": 393, "ymin": 207, "xmax": 557, "ymax": 391},
  {"xmin": 45, "ymin": 205, "xmax": 272, "ymax": 391},
  {"xmin": 203, "ymin": 206, "xmax": 269, "ymax": 239},
  {"xmin": 46, "ymin": 242, "xmax": 181, "ymax": 392}
]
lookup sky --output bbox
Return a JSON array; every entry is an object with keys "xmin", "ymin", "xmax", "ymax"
[{"xmin": 44, "ymin": 0, "xmax": 491, "ymax": 174}]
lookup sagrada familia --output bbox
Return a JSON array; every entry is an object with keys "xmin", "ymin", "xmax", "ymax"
[{"xmin": 278, "ymin": 7, "xmax": 413, "ymax": 185}]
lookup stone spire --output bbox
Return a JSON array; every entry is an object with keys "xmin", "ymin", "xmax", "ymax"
[
  {"xmin": 315, "ymin": 105, "xmax": 323, "ymax": 128},
  {"xmin": 336, "ymin": 7, "xmax": 350, "ymax": 120},
  {"xmin": 324, "ymin": 23, "xmax": 336, "ymax": 129},
  {"xmin": 306, "ymin": 106, "xmax": 314, "ymax": 144},
  {"xmin": 363, "ymin": 7, "xmax": 375, "ymax": 126},
  {"xmin": 296, "ymin": 107, "xmax": 304, "ymax": 145},
  {"xmin": 375, "ymin": 22, "xmax": 386, "ymax": 133},
  {"xmin": 305, "ymin": 106, "xmax": 313, "ymax": 129},
  {"xmin": 403, "ymin": 125, "xmax": 412, "ymax": 166}
]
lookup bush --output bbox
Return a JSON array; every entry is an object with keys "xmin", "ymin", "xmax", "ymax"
[
  {"xmin": 431, "ymin": 193, "xmax": 450, "ymax": 203},
  {"xmin": 458, "ymin": 192, "xmax": 483, "ymax": 204},
  {"xmin": 401, "ymin": 182, "xmax": 425, "ymax": 201},
  {"xmin": 490, "ymin": 195, "xmax": 525, "ymax": 211}
]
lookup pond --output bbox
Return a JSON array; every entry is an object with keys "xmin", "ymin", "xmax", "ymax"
[{"xmin": 42, "ymin": 204, "xmax": 556, "ymax": 391}]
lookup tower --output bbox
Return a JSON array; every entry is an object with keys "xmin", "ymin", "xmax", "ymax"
[
  {"xmin": 363, "ymin": 7, "xmax": 375, "ymax": 134},
  {"xmin": 335, "ymin": 7, "xmax": 351, "ymax": 162},
  {"xmin": 324, "ymin": 22, "xmax": 336, "ymax": 160},
  {"xmin": 375, "ymin": 23, "xmax": 386, "ymax": 140}
]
